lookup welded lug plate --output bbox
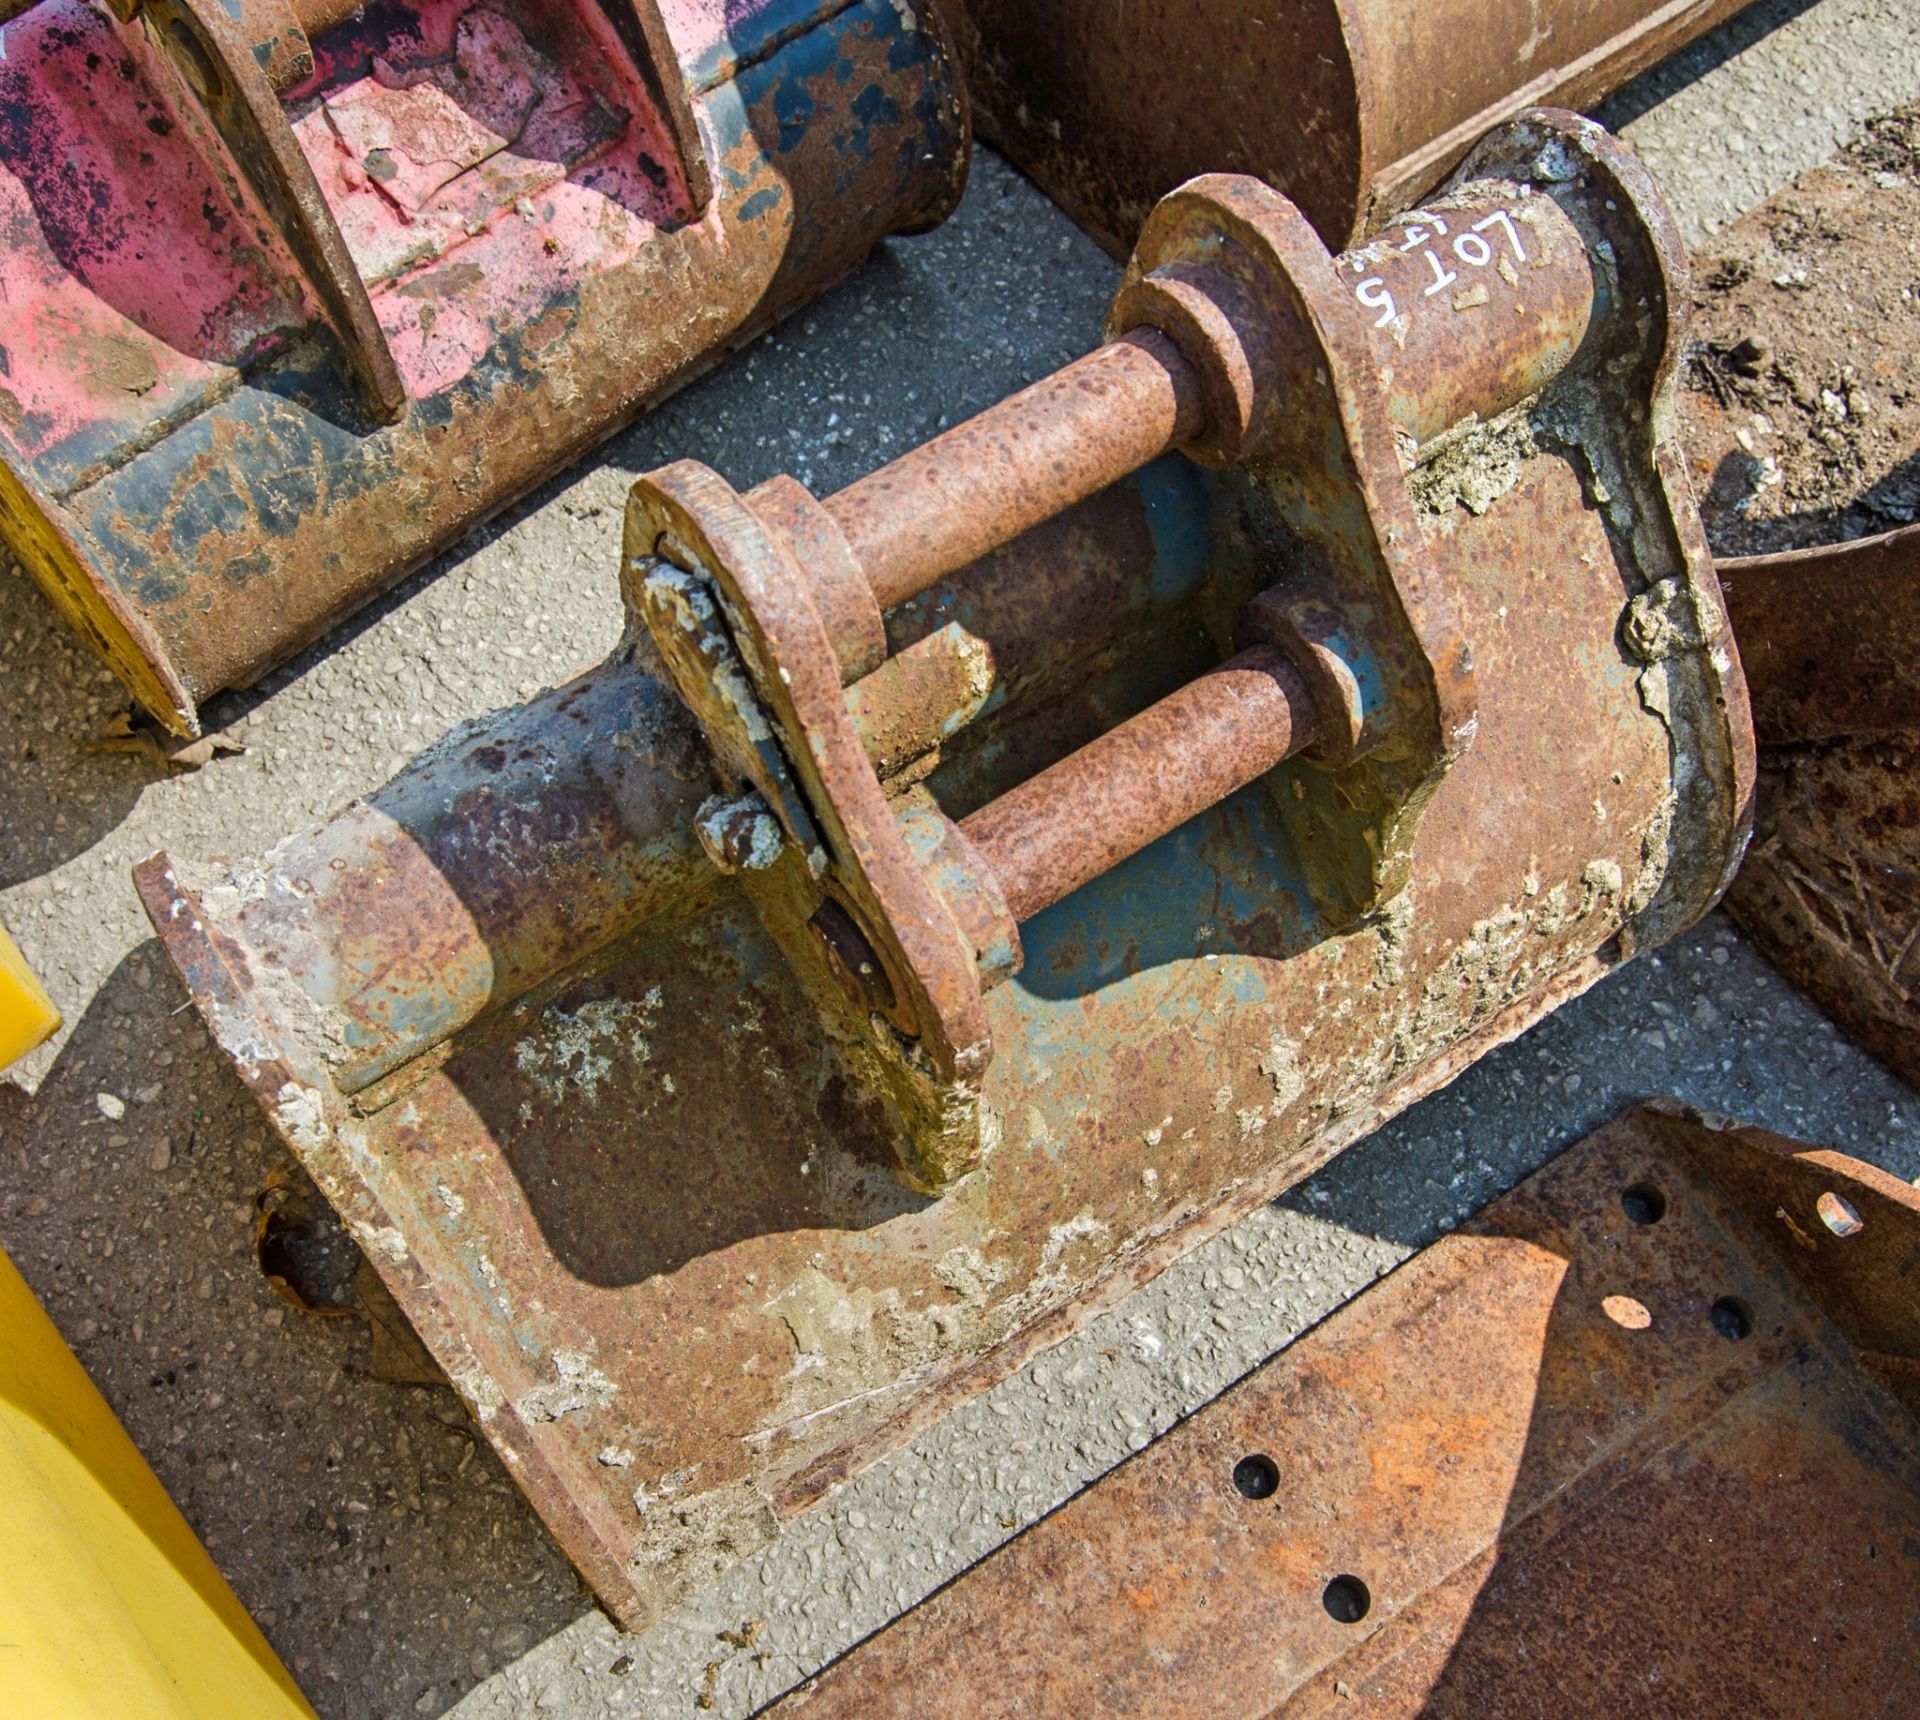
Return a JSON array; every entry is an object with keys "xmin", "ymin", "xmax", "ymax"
[{"xmin": 774, "ymin": 1103, "xmax": 1920, "ymax": 1717}]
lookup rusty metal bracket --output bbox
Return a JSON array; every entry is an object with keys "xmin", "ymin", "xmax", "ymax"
[
  {"xmin": 773, "ymin": 1102, "xmax": 1920, "ymax": 1718},
  {"xmin": 629, "ymin": 112, "xmax": 1747, "ymax": 1191},
  {"xmin": 135, "ymin": 0, "xmax": 409, "ymax": 420},
  {"xmin": 138, "ymin": 114, "xmax": 1751, "ymax": 1633}
]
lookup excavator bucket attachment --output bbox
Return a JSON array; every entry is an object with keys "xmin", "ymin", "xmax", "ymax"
[
  {"xmin": 1720, "ymin": 521, "xmax": 1920, "ymax": 1088},
  {"xmin": 0, "ymin": 0, "xmax": 968, "ymax": 734},
  {"xmin": 138, "ymin": 114, "xmax": 1751, "ymax": 1629},
  {"xmin": 939, "ymin": 0, "xmax": 1755, "ymax": 254}
]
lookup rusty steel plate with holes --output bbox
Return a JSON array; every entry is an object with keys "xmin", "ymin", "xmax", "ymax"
[
  {"xmin": 0, "ymin": 0, "xmax": 968, "ymax": 735},
  {"xmin": 137, "ymin": 115, "xmax": 1750, "ymax": 1630},
  {"xmin": 772, "ymin": 1103, "xmax": 1920, "ymax": 1719},
  {"xmin": 1719, "ymin": 521, "xmax": 1920, "ymax": 1088},
  {"xmin": 939, "ymin": 0, "xmax": 1756, "ymax": 257}
]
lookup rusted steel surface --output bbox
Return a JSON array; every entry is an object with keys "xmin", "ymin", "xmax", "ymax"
[
  {"xmin": 149, "ymin": 0, "xmax": 410, "ymax": 419},
  {"xmin": 958, "ymin": 645, "xmax": 1319, "ymax": 922},
  {"xmin": 139, "ymin": 115, "xmax": 1750, "ymax": 1631},
  {"xmin": 0, "ymin": 0, "xmax": 968, "ymax": 734},
  {"xmin": 844, "ymin": 625, "xmax": 997, "ymax": 784},
  {"xmin": 1719, "ymin": 521, "xmax": 1920, "ymax": 1087},
  {"xmin": 136, "ymin": 470, "xmax": 1212, "ymax": 1103},
  {"xmin": 941, "ymin": 0, "xmax": 1755, "ymax": 257},
  {"xmin": 1341, "ymin": 190, "xmax": 1597, "ymax": 449},
  {"xmin": 773, "ymin": 1103, "xmax": 1920, "ymax": 1718},
  {"xmin": 1720, "ymin": 522, "xmax": 1920, "ymax": 743},
  {"xmin": 624, "ymin": 116, "xmax": 1724, "ymax": 1196},
  {"xmin": 826, "ymin": 329, "xmax": 1207, "ymax": 609}
]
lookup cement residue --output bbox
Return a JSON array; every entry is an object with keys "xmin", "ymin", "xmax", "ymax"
[
  {"xmin": 1258, "ymin": 1038, "xmax": 1306, "ymax": 1113},
  {"xmin": 274, "ymin": 1079, "xmax": 335, "ymax": 1157},
  {"xmin": 1527, "ymin": 880, "xmax": 1574, "ymax": 939},
  {"xmin": 1346, "ymin": 858, "xmax": 1631, "ymax": 1115},
  {"xmin": 517, "ymin": 1348, "xmax": 619, "ymax": 1424},
  {"xmin": 1371, "ymin": 891, "xmax": 1417, "ymax": 989},
  {"xmin": 1533, "ymin": 346, "xmax": 1739, "ymax": 957},
  {"xmin": 641, "ymin": 565, "xmax": 774, "ymax": 747},
  {"xmin": 934, "ymin": 1244, "xmax": 1005, "ymax": 1301},
  {"xmin": 759, "ymin": 1266, "xmax": 951, "ymax": 1429},
  {"xmin": 1537, "ymin": 379, "xmax": 1651, "ymax": 553},
  {"xmin": 1623, "ymin": 576, "xmax": 1708, "ymax": 661},
  {"xmin": 435, "ymin": 1332, "xmax": 508, "ymax": 1423},
  {"xmin": 1411, "ymin": 903, "xmax": 1537, "ymax": 1048},
  {"xmin": 989, "ymin": 1212, "xmax": 1115, "ymax": 1331},
  {"xmin": 622, "ymin": 1477, "xmax": 780, "ymax": 1609},
  {"xmin": 695, "ymin": 793, "xmax": 784, "ymax": 871},
  {"xmin": 1582, "ymin": 858, "xmax": 1626, "ymax": 908},
  {"xmin": 1626, "ymin": 793, "xmax": 1678, "ymax": 922},
  {"xmin": 748, "ymin": 1214, "xmax": 1027, "ymax": 1455},
  {"xmin": 1407, "ymin": 404, "xmax": 1541, "ymax": 515},
  {"xmin": 513, "ymin": 990, "xmax": 663, "ymax": 1105},
  {"xmin": 355, "ymin": 1222, "xmax": 411, "ymax": 1265},
  {"xmin": 171, "ymin": 851, "xmax": 358, "ymax": 1072}
]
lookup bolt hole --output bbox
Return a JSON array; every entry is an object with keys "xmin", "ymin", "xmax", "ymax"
[
  {"xmin": 1232, "ymin": 1454, "xmax": 1279, "ymax": 1500},
  {"xmin": 1709, "ymin": 1296, "xmax": 1753, "ymax": 1341},
  {"xmin": 1602, "ymin": 1293, "xmax": 1652, "ymax": 1330},
  {"xmin": 1322, "ymin": 1575, "xmax": 1371, "ymax": 1624},
  {"xmin": 1620, "ymin": 1183, "xmax": 1666, "ymax": 1225},
  {"xmin": 1816, "ymin": 1191, "xmax": 1864, "ymax": 1238}
]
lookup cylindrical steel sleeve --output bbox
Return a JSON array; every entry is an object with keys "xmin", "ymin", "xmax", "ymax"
[
  {"xmin": 1341, "ymin": 189, "xmax": 1597, "ymax": 449},
  {"xmin": 960, "ymin": 644, "xmax": 1318, "ymax": 922},
  {"xmin": 826, "ymin": 330, "xmax": 1207, "ymax": 611}
]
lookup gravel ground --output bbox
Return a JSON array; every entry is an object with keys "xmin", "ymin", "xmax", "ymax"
[
  {"xmin": 1598, "ymin": 0, "xmax": 1920, "ymax": 243},
  {"xmin": 2, "ymin": 1, "xmax": 1918, "ymax": 1715},
  {"xmin": 1683, "ymin": 105, "xmax": 1920, "ymax": 548}
]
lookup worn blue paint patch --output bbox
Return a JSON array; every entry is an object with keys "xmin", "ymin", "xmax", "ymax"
[
  {"xmin": 171, "ymin": 463, "xmax": 254, "ymax": 559},
  {"xmin": 26, "ymin": 374, "xmax": 232, "ymax": 502},
  {"xmin": 852, "ymin": 79, "xmax": 901, "ymax": 133},
  {"xmin": 73, "ymin": 366, "xmax": 390, "ymax": 610},
  {"xmin": 701, "ymin": 79, "xmax": 761, "ymax": 191},
  {"xmin": 1320, "ymin": 616, "xmax": 1387, "ymax": 731},
  {"xmin": 769, "ymin": 55, "xmax": 818, "ymax": 152},
  {"xmin": 738, "ymin": 185, "xmax": 786, "ymax": 226},
  {"xmin": 74, "ymin": 264, "xmax": 605, "ymax": 613},
  {"xmin": 888, "ymin": 19, "xmax": 925, "ymax": 73},
  {"xmin": 1013, "ymin": 782, "xmax": 1322, "ymax": 1007},
  {"xmin": 992, "ymin": 788, "xmax": 1326, "ymax": 1161},
  {"xmin": 684, "ymin": 0, "xmax": 846, "ymax": 94},
  {"xmin": 1134, "ymin": 456, "xmax": 1221, "ymax": 606},
  {"xmin": 737, "ymin": 0, "xmax": 920, "ymax": 169}
]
